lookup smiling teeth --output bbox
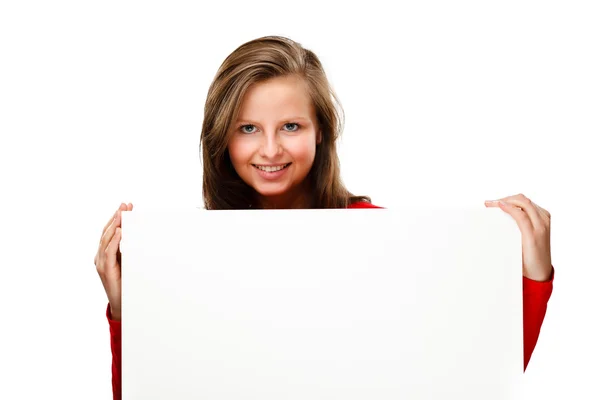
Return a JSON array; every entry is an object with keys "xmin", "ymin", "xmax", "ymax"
[{"xmin": 255, "ymin": 164, "xmax": 288, "ymax": 172}]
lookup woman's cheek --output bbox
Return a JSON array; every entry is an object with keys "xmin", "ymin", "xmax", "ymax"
[
  {"xmin": 287, "ymin": 133, "xmax": 317, "ymax": 162},
  {"xmin": 228, "ymin": 136, "xmax": 253, "ymax": 166}
]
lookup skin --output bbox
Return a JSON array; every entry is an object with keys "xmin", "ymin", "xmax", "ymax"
[
  {"xmin": 227, "ymin": 75, "xmax": 322, "ymax": 209},
  {"xmin": 95, "ymin": 202, "xmax": 132, "ymax": 321},
  {"xmin": 485, "ymin": 194, "xmax": 553, "ymax": 282}
]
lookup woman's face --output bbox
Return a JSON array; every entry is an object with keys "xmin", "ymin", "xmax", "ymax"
[{"xmin": 228, "ymin": 75, "xmax": 321, "ymax": 207}]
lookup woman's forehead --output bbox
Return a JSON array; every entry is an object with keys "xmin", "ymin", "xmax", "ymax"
[{"xmin": 237, "ymin": 76, "xmax": 316, "ymax": 121}]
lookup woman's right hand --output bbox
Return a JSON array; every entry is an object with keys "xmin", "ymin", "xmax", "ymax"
[{"xmin": 95, "ymin": 202, "xmax": 133, "ymax": 321}]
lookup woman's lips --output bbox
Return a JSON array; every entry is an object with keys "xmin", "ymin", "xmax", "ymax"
[{"xmin": 252, "ymin": 162, "xmax": 291, "ymax": 180}]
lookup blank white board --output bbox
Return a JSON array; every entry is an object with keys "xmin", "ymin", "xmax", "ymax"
[{"xmin": 121, "ymin": 208, "xmax": 523, "ymax": 399}]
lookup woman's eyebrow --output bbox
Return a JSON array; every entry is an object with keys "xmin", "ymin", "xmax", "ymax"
[
  {"xmin": 235, "ymin": 116, "xmax": 311, "ymax": 123},
  {"xmin": 281, "ymin": 116, "xmax": 310, "ymax": 121}
]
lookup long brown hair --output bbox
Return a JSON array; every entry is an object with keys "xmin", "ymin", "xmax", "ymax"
[{"xmin": 200, "ymin": 35, "xmax": 370, "ymax": 209}]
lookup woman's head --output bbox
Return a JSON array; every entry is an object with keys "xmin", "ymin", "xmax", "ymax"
[{"xmin": 200, "ymin": 35, "xmax": 369, "ymax": 209}]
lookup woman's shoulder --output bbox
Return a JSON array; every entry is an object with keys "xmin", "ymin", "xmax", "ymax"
[{"xmin": 347, "ymin": 201, "xmax": 384, "ymax": 209}]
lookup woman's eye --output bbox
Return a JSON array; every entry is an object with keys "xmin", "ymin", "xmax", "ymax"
[
  {"xmin": 283, "ymin": 123, "xmax": 299, "ymax": 132},
  {"xmin": 240, "ymin": 125, "xmax": 256, "ymax": 134}
]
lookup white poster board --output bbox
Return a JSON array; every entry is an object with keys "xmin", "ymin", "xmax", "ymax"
[{"xmin": 121, "ymin": 208, "xmax": 523, "ymax": 399}]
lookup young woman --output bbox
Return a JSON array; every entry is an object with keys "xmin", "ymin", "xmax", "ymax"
[{"xmin": 95, "ymin": 36, "xmax": 554, "ymax": 399}]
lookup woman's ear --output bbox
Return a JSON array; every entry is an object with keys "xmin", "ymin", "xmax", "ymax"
[{"xmin": 317, "ymin": 129, "xmax": 323, "ymax": 145}]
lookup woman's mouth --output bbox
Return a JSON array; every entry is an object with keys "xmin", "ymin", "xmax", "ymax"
[
  {"xmin": 252, "ymin": 163, "xmax": 291, "ymax": 173},
  {"xmin": 251, "ymin": 162, "xmax": 292, "ymax": 180}
]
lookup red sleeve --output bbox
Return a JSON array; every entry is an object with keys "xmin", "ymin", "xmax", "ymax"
[
  {"xmin": 523, "ymin": 268, "xmax": 554, "ymax": 371},
  {"xmin": 106, "ymin": 304, "xmax": 122, "ymax": 400},
  {"xmin": 347, "ymin": 201, "xmax": 383, "ymax": 209}
]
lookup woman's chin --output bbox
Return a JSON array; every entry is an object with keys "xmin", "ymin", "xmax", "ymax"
[
  {"xmin": 249, "ymin": 179, "xmax": 309, "ymax": 208},
  {"xmin": 252, "ymin": 184, "xmax": 289, "ymax": 198}
]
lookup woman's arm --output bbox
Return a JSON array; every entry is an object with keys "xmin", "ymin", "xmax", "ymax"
[
  {"xmin": 107, "ymin": 303, "xmax": 122, "ymax": 400},
  {"xmin": 523, "ymin": 270, "xmax": 554, "ymax": 370}
]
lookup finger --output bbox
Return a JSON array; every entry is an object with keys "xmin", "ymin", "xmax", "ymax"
[
  {"xmin": 497, "ymin": 201, "xmax": 535, "ymax": 237},
  {"xmin": 100, "ymin": 207, "xmax": 122, "ymax": 251},
  {"xmin": 105, "ymin": 227, "xmax": 122, "ymax": 267},
  {"xmin": 535, "ymin": 203, "xmax": 551, "ymax": 220},
  {"xmin": 102, "ymin": 204, "xmax": 126, "ymax": 236},
  {"xmin": 496, "ymin": 194, "xmax": 545, "ymax": 231},
  {"xmin": 102, "ymin": 210, "xmax": 118, "ymax": 235}
]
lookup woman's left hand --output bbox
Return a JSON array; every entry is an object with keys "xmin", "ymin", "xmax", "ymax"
[{"xmin": 485, "ymin": 194, "xmax": 553, "ymax": 281}]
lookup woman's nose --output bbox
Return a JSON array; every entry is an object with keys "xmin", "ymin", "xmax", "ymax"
[{"xmin": 260, "ymin": 132, "xmax": 282, "ymax": 158}]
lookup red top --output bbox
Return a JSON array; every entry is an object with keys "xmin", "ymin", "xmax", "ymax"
[{"xmin": 106, "ymin": 201, "xmax": 554, "ymax": 399}]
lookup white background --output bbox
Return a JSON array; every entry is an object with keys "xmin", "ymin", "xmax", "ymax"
[{"xmin": 0, "ymin": 1, "xmax": 598, "ymax": 399}]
